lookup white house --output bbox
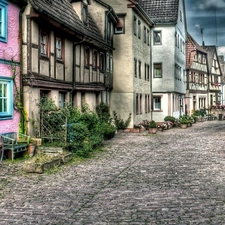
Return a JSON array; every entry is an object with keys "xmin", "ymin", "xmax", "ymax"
[{"xmin": 140, "ymin": 0, "xmax": 187, "ymax": 121}]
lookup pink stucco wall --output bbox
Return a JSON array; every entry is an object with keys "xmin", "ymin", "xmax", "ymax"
[{"xmin": 0, "ymin": 2, "xmax": 21, "ymax": 134}]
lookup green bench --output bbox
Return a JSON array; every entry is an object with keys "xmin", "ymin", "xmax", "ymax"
[{"xmin": 0, "ymin": 132, "xmax": 30, "ymax": 161}]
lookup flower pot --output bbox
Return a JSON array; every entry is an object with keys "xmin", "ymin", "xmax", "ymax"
[
  {"xmin": 180, "ymin": 123, "xmax": 188, "ymax": 129},
  {"xmin": 148, "ymin": 128, "xmax": 157, "ymax": 134},
  {"xmin": 132, "ymin": 128, "xmax": 140, "ymax": 133},
  {"xmin": 139, "ymin": 128, "xmax": 146, "ymax": 133}
]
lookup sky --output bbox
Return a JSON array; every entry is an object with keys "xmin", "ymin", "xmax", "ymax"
[{"xmin": 185, "ymin": 0, "xmax": 225, "ymax": 55}]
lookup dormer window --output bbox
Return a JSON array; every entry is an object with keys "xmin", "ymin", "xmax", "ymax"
[{"xmin": 115, "ymin": 15, "xmax": 125, "ymax": 34}]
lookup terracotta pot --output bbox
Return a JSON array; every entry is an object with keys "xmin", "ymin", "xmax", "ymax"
[
  {"xmin": 180, "ymin": 123, "xmax": 188, "ymax": 129},
  {"xmin": 148, "ymin": 128, "xmax": 157, "ymax": 134}
]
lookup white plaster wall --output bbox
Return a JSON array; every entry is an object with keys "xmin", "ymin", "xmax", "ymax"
[
  {"xmin": 152, "ymin": 25, "xmax": 176, "ymax": 92},
  {"xmin": 88, "ymin": 1, "xmax": 107, "ymax": 37},
  {"xmin": 104, "ymin": 0, "xmax": 152, "ymax": 127}
]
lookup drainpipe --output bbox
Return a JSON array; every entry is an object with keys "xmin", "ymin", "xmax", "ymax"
[
  {"xmin": 150, "ymin": 27, "xmax": 153, "ymax": 120},
  {"xmin": 19, "ymin": 4, "xmax": 27, "ymax": 134}
]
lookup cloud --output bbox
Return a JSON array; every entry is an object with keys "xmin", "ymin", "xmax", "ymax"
[{"xmin": 194, "ymin": 0, "xmax": 225, "ymax": 10}]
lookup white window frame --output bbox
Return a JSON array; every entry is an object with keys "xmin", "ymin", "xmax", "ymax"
[
  {"xmin": 56, "ymin": 37, "xmax": 62, "ymax": 59},
  {"xmin": 153, "ymin": 30, "xmax": 162, "ymax": 45},
  {"xmin": 153, "ymin": 97, "xmax": 161, "ymax": 111},
  {"xmin": 59, "ymin": 92, "xmax": 65, "ymax": 108},
  {"xmin": 40, "ymin": 32, "xmax": 47, "ymax": 55}
]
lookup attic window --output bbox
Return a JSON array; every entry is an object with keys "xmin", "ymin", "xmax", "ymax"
[{"xmin": 115, "ymin": 16, "xmax": 125, "ymax": 34}]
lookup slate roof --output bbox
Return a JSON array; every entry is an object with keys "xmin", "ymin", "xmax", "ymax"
[
  {"xmin": 29, "ymin": 0, "xmax": 112, "ymax": 49},
  {"xmin": 139, "ymin": 0, "xmax": 179, "ymax": 23}
]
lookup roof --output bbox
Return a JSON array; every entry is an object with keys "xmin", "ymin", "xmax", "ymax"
[
  {"xmin": 187, "ymin": 33, "xmax": 207, "ymax": 54},
  {"xmin": 29, "ymin": 0, "xmax": 113, "ymax": 49},
  {"xmin": 139, "ymin": 0, "xmax": 179, "ymax": 23}
]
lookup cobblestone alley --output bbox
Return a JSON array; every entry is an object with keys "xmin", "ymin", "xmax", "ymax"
[{"xmin": 1, "ymin": 120, "xmax": 225, "ymax": 224}]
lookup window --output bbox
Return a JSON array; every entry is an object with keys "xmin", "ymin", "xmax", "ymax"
[
  {"xmin": 144, "ymin": 26, "xmax": 146, "ymax": 43},
  {"xmin": 147, "ymin": 29, "xmax": 150, "ymax": 45},
  {"xmin": 106, "ymin": 53, "xmax": 110, "ymax": 72},
  {"xmin": 0, "ymin": 1, "xmax": 7, "ymax": 42},
  {"xmin": 138, "ymin": 60, "xmax": 141, "ymax": 79},
  {"xmin": 154, "ymin": 63, "xmax": 162, "ymax": 78},
  {"xmin": 180, "ymin": 10, "xmax": 182, "ymax": 22},
  {"xmin": 82, "ymin": 4, "xmax": 88, "ymax": 25},
  {"xmin": 115, "ymin": 16, "xmax": 125, "ymax": 34},
  {"xmin": 138, "ymin": 20, "xmax": 141, "ymax": 39},
  {"xmin": 56, "ymin": 37, "xmax": 62, "ymax": 59},
  {"xmin": 0, "ymin": 78, "xmax": 13, "ymax": 120},
  {"xmin": 134, "ymin": 58, "xmax": 137, "ymax": 77},
  {"xmin": 99, "ymin": 52, "xmax": 104, "ymax": 72},
  {"xmin": 145, "ymin": 94, "xmax": 150, "ymax": 113},
  {"xmin": 92, "ymin": 50, "xmax": 97, "ymax": 70},
  {"xmin": 140, "ymin": 94, "xmax": 142, "ymax": 114},
  {"xmin": 136, "ymin": 94, "xmax": 139, "ymax": 115},
  {"xmin": 153, "ymin": 31, "xmax": 161, "ymax": 45},
  {"xmin": 145, "ymin": 64, "xmax": 150, "ymax": 81},
  {"xmin": 133, "ymin": 16, "xmax": 137, "ymax": 36},
  {"xmin": 153, "ymin": 97, "xmax": 161, "ymax": 110},
  {"xmin": 40, "ymin": 32, "xmax": 48, "ymax": 56},
  {"xmin": 110, "ymin": 55, "xmax": 113, "ymax": 73},
  {"xmin": 59, "ymin": 92, "xmax": 65, "ymax": 108},
  {"xmin": 84, "ymin": 47, "xmax": 90, "ymax": 67}
]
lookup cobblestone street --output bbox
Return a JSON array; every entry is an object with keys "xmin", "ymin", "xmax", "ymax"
[{"xmin": 1, "ymin": 121, "xmax": 225, "ymax": 224}]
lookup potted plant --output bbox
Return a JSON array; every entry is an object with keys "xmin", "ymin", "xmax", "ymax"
[
  {"xmin": 179, "ymin": 116, "xmax": 188, "ymax": 129},
  {"xmin": 148, "ymin": 120, "xmax": 157, "ymax": 134}
]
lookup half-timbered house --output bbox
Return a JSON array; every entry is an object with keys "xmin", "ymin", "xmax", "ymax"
[
  {"xmin": 185, "ymin": 33, "xmax": 209, "ymax": 115},
  {"xmin": 21, "ymin": 0, "xmax": 118, "ymax": 135},
  {"xmin": 204, "ymin": 46, "xmax": 223, "ymax": 107}
]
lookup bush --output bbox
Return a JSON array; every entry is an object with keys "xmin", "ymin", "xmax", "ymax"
[
  {"xmin": 164, "ymin": 116, "xmax": 176, "ymax": 123},
  {"xmin": 113, "ymin": 111, "xmax": 131, "ymax": 129},
  {"xmin": 149, "ymin": 120, "xmax": 157, "ymax": 128},
  {"xmin": 96, "ymin": 102, "xmax": 111, "ymax": 123}
]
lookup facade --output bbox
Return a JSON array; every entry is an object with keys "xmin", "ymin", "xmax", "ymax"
[
  {"xmin": 185, "ymin": 33, "xmax": 208, "ymax": 115},
  {"xmin": 21, "ymin": 0, "xmax": 117, "ymax": 135},
  {"xmin": 218, "ymin": 55, "xmax": 225, "ymax": 106},
  {"xmin": 204, "ymin": 46, "xmax": 223, "ymax": 107},
  {"xmin": 103, "ymin": 0, "xmax": 153, "ymax": 128},
  {"xmin": 0, "ymin": 0, "xmax": 27, "ymax": 134},
  {"xmin": 140, "ymin": 0, "xmax": 187, "ymax": 121}
]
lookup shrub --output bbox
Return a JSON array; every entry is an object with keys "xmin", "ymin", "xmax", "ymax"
[
  {"xmin": 149, "ymin": 120, "xmax": 157, "ymax": 128},
  {"xmin": 164, "ymin": 116, "xmax": 176, "ymax": 123},
  {"xmin": 96, "ymin": 102, "xmax": 111, "ymax": 123},
  {"xmin": 113, "ymin": 111, "xmax": 131, "ymax": 130}
]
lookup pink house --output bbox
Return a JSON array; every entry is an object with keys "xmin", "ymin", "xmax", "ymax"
[{"xmin": 0, "ymin": 0, "xmax": 27, "ymax": 134}]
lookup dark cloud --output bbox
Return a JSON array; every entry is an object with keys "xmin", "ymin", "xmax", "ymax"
[
  {"xmin": 185, "ymin": 0, "xmax": 225, "ymax": 46},
  {"xmin": 194, "ymin": 0, "xmax": 225, "ymax": 10}
]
